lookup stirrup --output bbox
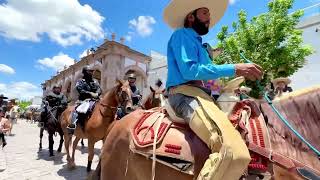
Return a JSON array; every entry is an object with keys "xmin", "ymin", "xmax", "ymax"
[
  {"xmin": 67, "ymin": 125, "xmax": 76, "ymax": 135},
  {"xmin": 67, "ymin": 124, "xmax": 76, "ymax": 130}
]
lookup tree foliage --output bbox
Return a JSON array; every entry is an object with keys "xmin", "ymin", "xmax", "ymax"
[
  {"xmin": 214, "ymin": 0, "xmax": 313, "ymax": 98},
  {"xmin": 18, "ymin": 100, "xmax": 32, "ymax": 112}
]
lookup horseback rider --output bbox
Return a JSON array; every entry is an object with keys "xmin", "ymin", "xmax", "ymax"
[
  {"xmin": 127, "ymin": 73, "xmax": 142, "ymax": 107},
  {"xmin": 116, "ymin": 73, "xmax": 142, "ymax": 119},
  {"xmin": 163, "ymin": 0, "xmax": 263, "ymax": 179},
  {"xmin": 271, "ymin": 77, "xmax": 292, "ymax": 99},
  {"xmin": 40, "ymin": 85, "xmax": 67, "ymax": 126},
  {"xmin": 0, "ymin": 94, "xmax": 8, "ymax": 113},
  {"xmin": 67, "ymin": 65, "xmax": 101, "ymax": 132}
]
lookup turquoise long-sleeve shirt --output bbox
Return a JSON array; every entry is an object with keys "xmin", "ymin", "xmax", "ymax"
[{"xmin": 166, "ymin": 28, "xmax": 235, "ymax": 89}]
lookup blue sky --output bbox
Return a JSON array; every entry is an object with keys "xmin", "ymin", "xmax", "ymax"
[{"xmin": 0, "ymin": 0, "xmax": 319, "ymax": 100}]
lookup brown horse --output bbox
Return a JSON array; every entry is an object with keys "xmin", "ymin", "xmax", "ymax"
[
  {"xmin": 60, "ymin": 80, "xmax": 133, "ymax": 172},
  {"xmin": 260, "ymin": 86, "xmax": 320, "ymax": 179},
  {"xmin": 95, "ymin": 86, "xmax": 320, "ymax": 180},
  {"xmin": 97, "ymin": 109, "xmax": 209, "ymax": 180},
  {"xmin": 142, "ymin": 86, "xmax": 166, "ymax": 110}
]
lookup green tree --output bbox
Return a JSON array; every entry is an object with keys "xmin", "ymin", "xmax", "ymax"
[
  {"xmin": 215, "ymin": 0, "xmax": 313, "ymax": 98},
  {"xmin": 18, "ymin": 100, "xmax": 32, "ymax": 112}
]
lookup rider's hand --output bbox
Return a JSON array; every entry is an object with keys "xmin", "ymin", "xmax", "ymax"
[{"xmin": 235, "ymin": 63, "xmax": 263, "ymax": 81}]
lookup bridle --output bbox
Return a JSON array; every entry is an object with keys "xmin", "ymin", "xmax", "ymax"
[{"xmin": 99, "ymin": 87, "xmax": 132, "ymax": 117}]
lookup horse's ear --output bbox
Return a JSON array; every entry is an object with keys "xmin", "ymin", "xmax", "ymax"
[
  {"xmin": 116, "ymin": 78, "xmax": 124, "ymax": 86},
  {"xmin": 150, "ymin": 86, "xmax": 155, "ymax": 92}
]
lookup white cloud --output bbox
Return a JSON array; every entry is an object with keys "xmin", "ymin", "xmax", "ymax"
[
  {"xmin": 229, "ymin": 0, "xmax": 239, "ymax": 5},
  {"xmin": 37, "ymin": 53, "xmax": 75, "ymax": 71},
  {"xmin": 125, "ymin": 35, "xmax": 132, "ymax": 42},
  {"xmin": 0, "ymin": 64, "xmax": 15, "ymax": 74},
  {"xmin": 0, "ymin": 0, "xmax": 105, "ymax": 46},
  {"xmin": 129, "ymin": 16, "xmax": 156, "ymax": 37},
  {"xmin": 0, "ymin": 81, "xmax": 42, "ymax": 100},
  {"xmin": 79, "ymin": 49, "xmax": 88, "ymax": 59}
]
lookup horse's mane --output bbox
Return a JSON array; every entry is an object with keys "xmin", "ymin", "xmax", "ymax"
[{"xmin": 261, "ymin": 87, "xmax": 320, "ymax": 166}]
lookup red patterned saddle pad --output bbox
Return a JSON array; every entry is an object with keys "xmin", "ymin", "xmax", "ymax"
[
  {"xmin": 229, "ymin": 100, "xmax": 271, "ymax": 172},
  {"xmin": 130, "ymin": 111, "xmax": 204, "ymax": 174}
]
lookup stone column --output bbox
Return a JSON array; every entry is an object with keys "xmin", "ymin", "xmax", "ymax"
[{"xmin": 105, "ymin": 54, "xmax": 121, "ymax": 89}]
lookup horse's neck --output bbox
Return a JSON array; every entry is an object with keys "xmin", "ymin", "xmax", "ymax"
[
  {"xmin": 97, "ymin": 88, "xmax": 119, "ymax": 122},
  {"xmin": 101, "ymin": 88, "xmax": 118, "ymax": 108}
]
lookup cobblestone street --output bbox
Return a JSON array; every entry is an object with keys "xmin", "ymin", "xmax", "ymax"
[{"xmin": 0, "ymin": 119, "xmax": 102, "ymax": 180}]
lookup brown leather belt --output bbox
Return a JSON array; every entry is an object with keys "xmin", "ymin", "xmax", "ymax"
[{"xmin": 168, "ymin": 81, "xmax": 205, "ymax": 95}]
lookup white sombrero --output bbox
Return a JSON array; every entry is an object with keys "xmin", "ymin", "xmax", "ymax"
[
  {"xmin": 222, "ymin": 76, "xmax": 245, "ymax": 92},
  {"xmin": 239, "ymin": 86, "xmax": 252, "ymax": 93},
  {"xmin": 271, "ymin": 77, "xmax": 291, "ymax": 86},
  {"xmin": 163, "ymin": 0, "xmax": 229, "ymax": 29}
]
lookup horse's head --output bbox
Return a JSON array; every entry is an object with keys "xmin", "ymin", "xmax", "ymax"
[
  {"xmin": 142, "ymin": 86, "xmax": 166, "ymax": 110},
  {"xmin": 115, "ymin": 79, "xmax": 133, "ymax": 113}
]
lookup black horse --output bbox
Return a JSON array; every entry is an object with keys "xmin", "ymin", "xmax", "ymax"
[{"xmin": 38, "ymin": 103, "xmax": 64, "ymax": 156}]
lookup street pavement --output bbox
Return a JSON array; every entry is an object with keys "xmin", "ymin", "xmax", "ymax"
[{"xmin": 0, "ymin": 119, "xmax": 102, "ymax": 180}]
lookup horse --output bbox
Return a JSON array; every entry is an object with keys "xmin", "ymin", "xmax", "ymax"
[
  {"xmin": 142, "ymin": 86, "xmax": 166, "ymax": 110},
  {"xmin": 25, "ymin": 105, "xmax": 41, "ymax": 123},
  {"xmin": 94, "ymin": 79, "xmax": 320, "ymax": 180},
  {"xmin": 259, "ymin": 86, "xmax": 320, "ymax": 179},
  {"xmin": 38, "ymin": 103, "xmax": 65, "ymax": 157},
  {"xmin": 60, "ymin": 79, "xmax": 133, "ymax": 172}
]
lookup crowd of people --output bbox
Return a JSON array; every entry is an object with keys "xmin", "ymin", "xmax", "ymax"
[{"xmin": 0, "ymin": 95, "xmax": 19, "ymax": 148}]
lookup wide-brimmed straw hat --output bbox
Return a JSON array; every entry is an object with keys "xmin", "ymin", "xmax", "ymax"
[
  {"xmin": 163, "ymin": 0, "xmax": 229, "ymax": 29},
  {"xmin": 9, "ymin": 99, "xmax": 17, "ymax": 104},
  {"xmin": 271, "ymin": 77, "xmax": 291, "ymax": 86},
  {"xmin": 0, "ymin": 94, "xmax": 8, "ymax": 99},
  {"xmin": 239, "ymin": 86, "xmax": 252, "ymax": 93}
]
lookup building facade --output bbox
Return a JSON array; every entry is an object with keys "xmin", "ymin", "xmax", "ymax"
[
  {"xmin": 148, "ymin": 51, "xmax": 168, "ymax": 87},
  {"xmin": 290, "ymin": 3, "xmax": 320, "ymax": 90},
  {"xmin": 42, "ymin": 35, "xmax": 151, "ymax": 103}
]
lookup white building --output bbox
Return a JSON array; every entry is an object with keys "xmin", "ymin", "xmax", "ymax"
[
  {"xmin": 290, "ymin": 3, "xmax": 320, "ymax": 90},
  {"xmin": 43, "ymin": 34, "xmax": 151, "ymax": 103},
  {"xmin": 31, "ymin": 96, "xmax": 42, "ymax": 105},
  {"xmin": 148, "ymin": 51, "xmax": 168, "ymax": 88}
]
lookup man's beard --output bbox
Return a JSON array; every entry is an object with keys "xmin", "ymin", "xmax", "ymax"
[{"xmin": 192, "ymin": 17, "xmax": 209, "ymax": 36}]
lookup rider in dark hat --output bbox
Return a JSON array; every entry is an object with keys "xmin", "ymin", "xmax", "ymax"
[
  {"xmin": 116, "ymin": 73, "xmax": 142, "ymax": 119},
  {"xmin": 127, "ymin": 73, "xmax": 142, "ymax": 106},
  {"xmin": 67, "ymin": 65, "xmax": 101, "ymax": 132},
  {"xmin": 0, "ymin": 94, "xmax": 8, "ymax": 113},
  {"xmin": 39, "ymin": 85, "xmax": 68, "ymax": 127}
]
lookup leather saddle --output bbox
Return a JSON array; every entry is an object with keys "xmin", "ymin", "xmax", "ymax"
[
  {"xmin": 130, "ymin": 102, "xmax": 320, "ymax": 179},
  {"xmin": 130, "ymin": 109, "xmax": 210, "ymax": 175}
]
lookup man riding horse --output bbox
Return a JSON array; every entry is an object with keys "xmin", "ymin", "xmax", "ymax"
[
  {"xmin": 116, "ymin": 73, "xmax": 142, "ymax": 119},
  {"xmin": 163, "ymin": 0, "xmax": 263, "ymax": 179},
  {"xmin": 40, "ymin": 85, "xmax": 68, "ymax": 127},
  {"xmin": 67, "ymin": 65, "xmax": 101, "ymax": 133},
  {"xmin": 0, "ymin": 94, "xmax": 8, "ymax": 113}
]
